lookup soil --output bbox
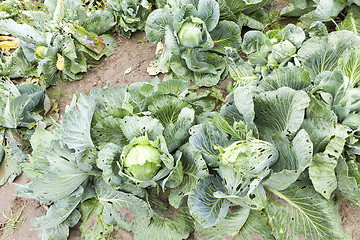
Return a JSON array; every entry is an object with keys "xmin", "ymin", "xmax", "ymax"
[{"xmin": 1, "ymin": 3, "xmax": 360, "ymax": 239}]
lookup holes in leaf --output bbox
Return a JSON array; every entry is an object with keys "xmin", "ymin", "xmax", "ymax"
[
  {"xmin": 249, "ymin": 194, "xmax": 256, "ymax": 199},
  {"xmin": 301, "ymin": 186, "xmax": 306, "ymax": 189}
]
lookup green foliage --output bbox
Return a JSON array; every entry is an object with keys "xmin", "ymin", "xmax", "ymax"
[
  {"xmin": 145, "ymin": 0, "xmax": 241, "ymax": 87},
  {"xmin": 0, "ymin": 0, "xmax": 117, "ymax": 86},
  {"xmin": 0, "ymin": 80, "xmax": 45, "ymax": 186},
  {"xmin": 18, "ymin": 78, "xmax": 213, "ymax": 240},
  {"xmin": 107, "ymin": 0, "xmax": 152, "ymax": 38},
  {"xmin": 9, "ymin": 2, "xmax": 360, "ymax": 240}
]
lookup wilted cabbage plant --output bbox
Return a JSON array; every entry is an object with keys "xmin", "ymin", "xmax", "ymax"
[{"xmin": 145, "ymin": 0, "xmax": 241, "ymax": 87}]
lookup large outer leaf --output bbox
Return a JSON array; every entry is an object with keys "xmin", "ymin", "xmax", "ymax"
[
  {"xmin": 0, "ymin": 140, "xmax": 26, "ymax": 185},
  {"xmin": 79, "ymin": 198, "xmax": 115, "ymax": 240},
  {"xmin": 181, "ymin": 51, "xmax": 218, "ymax": 75},
  {"xmin": 225, "ymin": 48, "xmax": 259, "ymax": 86},
  {"xmin": 233, "ymin": 86, "xmax": 255, "ymax": 130},
  {"xmin": 339, "ymin": 6, "xmax": 360, "ymax": 36},
  {"xmin": 145, "ymin": 9, "xmax": 173, "ymax": 43},
  {"xmin": 211, "ymin": 113, "xmax": 247, "ymax": 142},
  {"xmin": 253, "ymin": 87, "xmax": 310, "ymax": 140},
  {"xmin": 119, "ymin": 115, "xmax": 164, "ymax": 141},
  {"xmin": 279, "ymin": 23, "xmax": 305, "ymax": 48},
  {"xmin": 26, "ymin": 140, "xmax": 90, "ymax": 202},
  {"xmin": 194, "ymin": 207, "xmax": 250, "ymax": 240},
  {"xmin": 169, "ymin": 144, "xmax": 209, "ymax": 208},
  {"xmin": 259, "ymin": 66, "xmax": 311, "ymax": 91},
  {"xmin": 188, "ymin": 175, "xmax": 230, "ymax": 228},
  {"xmin": 148, "ymin": 95, "xmax": 195, "ymax": 152},
  {"xmin": 2, "ymin": 94, "xmax": 30, "ymax": 128},
  {"xmin": 237, "ymin": 9, "xmax": 269, "ymax": 30},
  {"xmin": 62, "ymin": 93, "xmax": 96, "ymax": 153},
  {"xmin": 84, "ymin": 10, "xmax": 116, "ymax": 35},
  {"xmin": 31, "ymin": 187, "xmax": 83, "ymax": 240},
  {"xmin": 198, "ymin": 0, "xmax": 220, "ymax": 32},
  {"xmin": 95, "ymin": 179, "xmax": 152, "ymax": 232},
  {"xmin": 78, "ymin": 34, "xmax": 117, "ymax": 61},
  {"xmin": 1, "ymin": 82, "xmax": 42, "ymax": 128},
  {"xmin": 267, "ymin": 178, "xmax": 350, "ymax": 240},
  {"xmin": 336, "ymin": 157, "xmax": 360, "ymax": 207},
  {"xmin": 0, "ymin": 19, "xmax": 46, "ymax": 45},
  {"xmin": 16, "ymin": 83, "xmax": 44, "ymax": 113},
  {"xmin": 301, "ymin": 96, "xmax": 337, "ymax": 153},
  {"xmin": 91, "ymin": 116, "xmax": 127, "ymax": 147},
  {"xmin": 96, "ymin": 143, "xmax": 123, "ymax": 187},
  {"xmin": 299, "ymin": 0, "xmax": 346, "ymax": 23},
  {"xmin": 180, "ymin": 49, "xmax": 226, "ymax": 87},
  {"xmin": 338, "ymin": 46, "xmax": 360, "ymax": 87},
  {"xmin": 134, "ymin": 205, "xmax": 193, "ymax": 240},
  {"xmin": 63, "ymin": 23, "xmax": 105, "ymax": 54},
  {"xmin": 309, "ymin": 124, "xmax": 348, "ymax": 199},
  {"xmin": 163, "ymin": 107, "xmax": 195, "ymax": 153},
  {"xmin": 189, "ymin": 124, "xmax": 229, "ymax": 164},
  {"xmin": 220, "ymin": 93, "xmax": 243, "ymax": 125},
  {"xmin": 218, "ymin": 0, "xmax": 273, "ymax": 17},
  {"xmin": 22, "ymin": 11, "xmax": 51, "ymax": 32},
  {"xmin": 236, "ymin": 210, "xmax": 274, "ymax": 240},
  {"xmin": 298, "ymin": 30, "xmax": 360, "ymax": 78},
  {"xmin": 1, "ymin": 48, "xmax": 35, "ymax": 79},
  {"xmin": 22, "ymin": 127, "xmax": 54, "ymax": 179},
  {"xmin": 241, "ymin": 30, "xmax": 270, "ymax": 54},
  {"xmin": 280, "ymin": 0, "xmax": 316, "ymax": 17},
  {"xmin": 263, "ymin": 130, "xmax": 313, "ymax": 190},
  {"xmin": 210, "ymin": 20, "xmax": 241, "ymax": 49},
  {"xmin": 215, "ymin": 164, "xmax": 269, "ymax": 210}
]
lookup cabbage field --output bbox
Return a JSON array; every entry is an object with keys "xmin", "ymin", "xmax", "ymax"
[{"xmin": 1, "ymin": 0, "xmax": 360, "ymax": 239}]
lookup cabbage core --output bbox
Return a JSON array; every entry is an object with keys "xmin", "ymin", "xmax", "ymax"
[{"xmin": 124, "ymin": 144, "xmax": 161, "ymax": 181}]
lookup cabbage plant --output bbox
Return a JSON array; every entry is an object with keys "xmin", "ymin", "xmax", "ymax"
[
  {"xmin": 0, "ymin": 0, "xmax": 117, "ymax": 86},
  {"xmin": 240, "ymin": 24, "xmax": 306, "ymax": 78},
  {"xmin": 0, "ymin": 79, "xmax": 45, "ymax": 186},
  {"xmin": 17, "ymin": 78, "xmax": 214, "ymax": 240},
  {"xmin": 186, "ymin": 82, "xmax": 352, "ymax": 239},
  {"xmin": 217, "ymin": 0, "xmax": 275, "ymax": 30},
  {"xmin": 145, "ymin": 0, "xmax": 241, "ymax": 87},
  {"xmin": 107, "ymin": 0, "xmax": 152, "ymax": 37},
  {"xmin": 184, "ymin": 26, "xmax": 360, "ymax": 239}
]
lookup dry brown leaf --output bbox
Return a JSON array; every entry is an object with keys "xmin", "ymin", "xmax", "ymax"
[
  {"xmin": 0, "ymin": 36, "xmax": 20, "ymax": 51},
  {"xmin": 56, "ymin": 53, "xmax": 65, "ymax": 71}
]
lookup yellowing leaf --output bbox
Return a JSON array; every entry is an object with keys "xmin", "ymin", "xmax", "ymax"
[
  {"xmin": 56, "ymin": 53, "xmax": 65, "ymax": 71},
  {"xmin": 0, "ymin": 36, "xmax": 20, "ymax": 51}
]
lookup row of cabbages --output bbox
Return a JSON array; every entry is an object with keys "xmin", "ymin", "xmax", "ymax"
[
  {"xmin": 0, "ymin": 0, "xmax": 154, "ymax": 86},
  {"xmin": 15, "ymin": 23, "xmax": 360, "ymax": 239},
  {"xmin": 0, "ymin": 0, "xmax": 282, "ymax": 87}
]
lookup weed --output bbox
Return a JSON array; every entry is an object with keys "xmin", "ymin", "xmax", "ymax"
[{"xmin": 0, "ymin": 207, "xmax": 26, "ymax": 237}]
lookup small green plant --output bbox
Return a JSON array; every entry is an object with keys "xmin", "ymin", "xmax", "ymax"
[{"xmin": 0, "ymin": 207, "xmax": 26, "ymax": 237}]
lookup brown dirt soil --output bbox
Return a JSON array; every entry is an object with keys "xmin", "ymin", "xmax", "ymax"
[{"xmin": 1, "ymin": 4, "xmax": 360, "ymax": 238}]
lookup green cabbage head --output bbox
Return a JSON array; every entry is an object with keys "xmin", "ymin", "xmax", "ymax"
[
  {"xmin": 178, "ymin": 22, "xmax": 203, "ymax": 48},
  {"xmin": 219, "ymin": 139, "xmax": 278, "ymax": 176},
  {"xmin": 122, "ymin": 136, "xmax": 163, "ymax": 181}
]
